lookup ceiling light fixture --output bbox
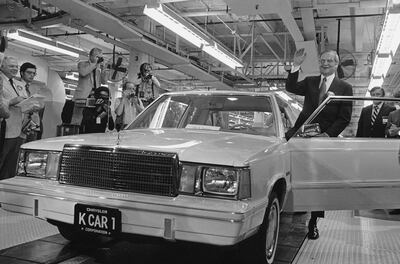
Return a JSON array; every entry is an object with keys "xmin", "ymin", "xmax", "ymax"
[
  {"xmin": 371, "ymin": 53, "xmax": 392, "ymax": 78},
  {"xmin": 202, "ymin": 42, "xmax": 243, "ymax": 69},
  {"xmin": 7, "ymin": 29, "xmax": 84, "ymax": 58},
  {"xmin": 143, "ymin": 4, "xmax": 209, "ymax": 48},
  {"xmin": 368, "ymin": 5, "xmax": 400, "ymax": 90},
  {"xmin": 144, "ymin": 4, "xmax": 243, "ymax": 70}
]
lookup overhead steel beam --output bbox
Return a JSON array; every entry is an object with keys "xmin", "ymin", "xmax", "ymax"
[
  {"xmin": 159, "ymin": 0, "xmax": 192, "ymax": 3},
  {"xmin": 259, "ymin": 35, "xmax": 282, "ymax": 62},
  {"xmin": 300, "ymin": 8, "xmax": 316, "ymax": 41},
  {"xmin": 276, "ymin": 0, "xmax": 303, "ymax": 42},
  {"xmin": 181, "ymin": 10, "xmax": 231, "ymax": 17},
  {"xmin": 308, "ymin": 0, "xmax": 386, "ymax": 10},
  {"xmin": 225, "ymin": 0, "xmax": 304, "ymax": 41},
  {"xmin": 44, "ymin": 0, "xmax": 234, "ymax": 89},
  {"xmin": 69, "ymin": 21, "xmax": 131, "ymax": 51}
]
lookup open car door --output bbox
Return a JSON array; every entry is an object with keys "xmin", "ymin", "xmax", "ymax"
[{"xmin": 285, "ymin": 96, "xmax": 400, "ymax": 211}]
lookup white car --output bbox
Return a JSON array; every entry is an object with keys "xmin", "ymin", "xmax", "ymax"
[{"xmin": 1, "ymin": 91, "xmax": 400, "ymax": 264}]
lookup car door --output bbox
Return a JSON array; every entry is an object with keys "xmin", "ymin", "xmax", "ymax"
[{"xmin": 284, "ymin": 96, "xmax": 400, "ymax": 212}]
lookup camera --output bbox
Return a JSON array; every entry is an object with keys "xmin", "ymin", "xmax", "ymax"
[
  {"xmin": 22, "ymin": 119, "xmax": 40, "ymax": 135},
  {"xmin": 97, "ymin": 57, "xmax": 104, "ymax": 64},
  {"xmin": 124, "ymin": 90, "xmax": 135, "ymax": 98},
  {"xmin": 138, "ymin": 91, "xmax": 145, "ymax": 99},
  {"xmin": 143, "ymin": 73, "xmax": 152, "ymax": 81}
]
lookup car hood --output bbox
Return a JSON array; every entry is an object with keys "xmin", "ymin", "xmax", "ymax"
[{"xmin": 22, "ymin": 129, "xmax": 280, "ymax": 166}]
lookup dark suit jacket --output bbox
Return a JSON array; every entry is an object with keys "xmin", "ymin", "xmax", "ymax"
[
  {"xmin": 356, "ymin": 103, "xmax": 395, "ymax": 137},
  {"xmin": 285, "ymin": 70, "xmax": 353, "ymax": 138},
  {"xmin": 386, "ymin": 109, "xmax": 400, "ymax": 138}
]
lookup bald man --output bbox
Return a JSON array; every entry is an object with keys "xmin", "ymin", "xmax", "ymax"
[{"xmin": 0, "ymin": 56, "xmax": 38, "ymax": 179}]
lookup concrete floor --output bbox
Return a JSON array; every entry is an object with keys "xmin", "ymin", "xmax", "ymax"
[
  {"xmin": 0, "ymin": 209, "xmax": 308, "ymax": 264},
  {"xmin": 1, "ymin": 208, "xmax": 398, "ymax": 263}
]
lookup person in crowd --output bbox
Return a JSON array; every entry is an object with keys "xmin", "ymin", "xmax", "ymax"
[
  {"xmin": 0, "ymin": 56, "xmax": 40, "ymax": 179},
  {"xmin": 133, "ymin": 62, "xmax": 163, "ymax": 107},
  {"xmin": 0, "ymin": 39, "xmax": 10, "ymax": 155},
  {"xmin": 81, "ymin": 86, "xmax": 114, "ymax": 134},
  {"xmin": 114, "ymin": 81, "xmax": 144, "ymax": 131},
  {"xmin": 19, "ymin": 62, "xmax": 46, "ymax": 141},
  {"xmin": 70, "ymin": 48, "xmax": 107, "ymax": 127},
  {"xmin": 385, "ymin": 90, "xmax": 400, "ymax": 215},
  {"xmin": 386, "ymin": 90, "xmax": 400, "ymax": 138},
  {"xmin": 285, "ymin": 48, "xmax": 353, "ymax": 239},
  {"xmin": 356, "ymin": 87, "xmax": 395, "ymax": 138}
]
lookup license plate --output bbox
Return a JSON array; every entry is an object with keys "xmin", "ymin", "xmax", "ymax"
[{"xmin": 74, "ymin": 204, "xmax": 121, "ymax": 236}]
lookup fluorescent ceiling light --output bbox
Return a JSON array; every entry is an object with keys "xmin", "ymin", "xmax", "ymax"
[
  {"xmin": 144, "ymin": 4, "xmax": 243, "ymax": 70},
  {"xmin": 367, "ymin": 6, "xmax": 400, "ymax": 90},
  {"xmin": 368, "ymin": 76, "xmax": 384, "ymax": 90},
  {"xmin": 291, "ymin": 102, "xmax": 302, "ymax": 111},
  {"xmin": 276, "ymin": 91, "xmax": 292, "ymax": 102},
  {"xmin": 371, "ymin": 53, "xmax": 392, "ymax": 78},
  {"xmin": 202, "ymin": 43, "xmax": 243, "ymax": 69},
  {"xmin": 7, "ymin": 29, "xmax": 83, "ymax": 58},
  {"xmin": 375, "ymin": 10, "xmax": 400, "ymax": 55},
  {"xmin": 144, "ymin": 4, "xmax": 208, "ymax": 48}
]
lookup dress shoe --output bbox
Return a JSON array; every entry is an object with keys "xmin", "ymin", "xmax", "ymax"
[
  {"xmin": 307, "ymin": 224, "xmax": 319, "ymax": 240},
  {"xmin": 389, "ymin": 209, "xmax": 400, "ymax": 215}
]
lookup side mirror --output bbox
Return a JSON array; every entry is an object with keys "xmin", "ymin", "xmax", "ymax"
[{"xmin": 298, "ymin": 123, "xmax": 321, "ymax": 138}]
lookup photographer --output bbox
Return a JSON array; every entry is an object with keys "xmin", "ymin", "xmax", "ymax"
[
  {"xmin": 81, "ymin": 86, "xmax": 114, "ymax": 134},
  {"xmin": 134, "ymin": 63, "xmax": 163, "ymax": 107},
  {"xmin": 115, "ymin": 81, "xmax": 144, "ymax": 131},
  {"xmin": 69, "ymin": 48, "xmax": 107, "ymax": 126}
]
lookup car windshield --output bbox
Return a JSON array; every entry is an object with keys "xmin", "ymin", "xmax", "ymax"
[{"xmin": 127, "ymin": 93, "xmax": 277, "ymax": 136}]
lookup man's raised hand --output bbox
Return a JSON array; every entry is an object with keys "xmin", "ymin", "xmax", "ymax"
[{"xmin": 293, "ymin": 48, "xmax": 307, "ymax": 67}]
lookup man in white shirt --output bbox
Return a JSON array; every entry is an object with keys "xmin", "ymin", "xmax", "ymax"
[
  {"xmin": 70, "ymin": 48, "xmax": 107, "ymax": 126},
  {"xmin": 0, "ymin": 56, "xmax": 39, "ymax": 179}
]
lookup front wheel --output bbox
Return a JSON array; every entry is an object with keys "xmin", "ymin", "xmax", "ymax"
[{"xmin": 239, "ymin": 192, "xmax": 280, "ymax": 264}]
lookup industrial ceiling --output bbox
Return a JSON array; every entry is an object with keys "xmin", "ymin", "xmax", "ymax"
[{"xmin": 0, "ymin": 0, "xmax": 396, "ymax": 96}]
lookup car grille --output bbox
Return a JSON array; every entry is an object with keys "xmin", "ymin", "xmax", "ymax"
[{"xmin": 58, "ymin": 144, "xmax": 180, "ymax": 196}]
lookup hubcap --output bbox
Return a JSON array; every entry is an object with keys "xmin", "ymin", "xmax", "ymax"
[{"xmin": 265, "ymin": 200, "xmax": 279, "ymax": 260}]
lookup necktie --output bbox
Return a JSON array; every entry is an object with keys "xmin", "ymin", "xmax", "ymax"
[
  {"xmin": 371, "ymin": 105, "xmax": 379, "ymax": 126},
  {"xmin": 92, "ymin": 69, "xmax": 97, "ymax": 89},
  {"xmin": 9, "ymin": 78, "xmax": 19, "ymax": 96},
  {"xmin": 25, "ymin": 83, "xmax": 31, "ymax": 97},
  {"xmin": 318, "ymin": 77, "xmax": 327, "ymax": 104}
]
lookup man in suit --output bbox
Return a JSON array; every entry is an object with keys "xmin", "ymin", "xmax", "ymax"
[
  {"xmin": 386, "ymin": 90, "xmax": 400, "ymax": 215},
  {"xmin": 0, "ymin": 50, "xmax": 10, "ymax": 155},
  {"xmin": 19, "ymin": 62, "xmax": 47, "ymax": 141},
  {"xmin": 386, "ymin": 91, "xmax": 400, "ymax": 138},
  {"xmin": 0, "ymin": 56, "xmax": 39, "ymax": 179},
  {"xmin": 356, "ymin": 87, "xmax": 395, "ymax": 138},
  {"xmin": 285, "ymin": 49, "xmax": 353, "ymax": 240}
]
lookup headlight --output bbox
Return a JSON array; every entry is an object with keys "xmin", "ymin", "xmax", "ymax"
[
  {"xmin": 17, "ymin": 150, "xmax": 61, "ymax": 180},
  {"xmin": 179, "ymin": 164, "xmax": 251, "ymax": 199},
  {"xmin": 203, "ymin": 167, "xmax": 238, "ymax": 195}
]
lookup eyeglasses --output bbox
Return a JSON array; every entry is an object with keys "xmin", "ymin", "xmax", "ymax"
[
  {"xmin": 24, "ymin": 71, "xmax": 37, "ymax": 76},
  {"xmin": 319, "ymin": 59, "xmax": 336, "ymax": 64}
]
